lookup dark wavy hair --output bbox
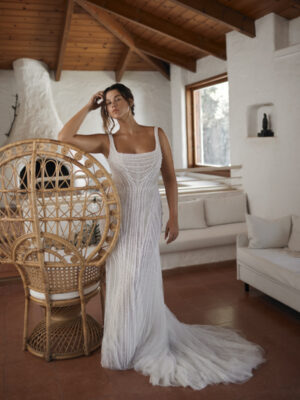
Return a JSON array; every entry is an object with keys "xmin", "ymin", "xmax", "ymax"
[{"xmin": 100, "ymin": 83, "xmax": 135, "ymax": 134}]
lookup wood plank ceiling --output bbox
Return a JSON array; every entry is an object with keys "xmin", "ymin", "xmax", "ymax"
[{"xmin": 0, "ymin": 0, "xmax": 299, "ymax": 81}]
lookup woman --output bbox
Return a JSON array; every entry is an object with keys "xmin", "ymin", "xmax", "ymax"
[{"xmin": 58, "ymin": 83, "xmax": 264, "ymax": 390}]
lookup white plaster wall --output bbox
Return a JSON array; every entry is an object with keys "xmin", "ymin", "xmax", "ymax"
[
  {"xmin": 227, "ymin": 13, "xmax": 300, "ymax": 218},
  {"xmin": 52, "ymin": 71, "xmax": 172, "ymax": 169},
  {"xmin": 0, "ymin": 70, "xmax": 16, "ymax": 147},
  {"xmin": 50, "ymin": 70, "xmax": 172, "ymax": 169},
  {"xmin": 289, "ymin": 16, "xmax": 300, "ymax": 45},
  {"xmin": 0, "ymin": 68, "xmax": 172, "ymax": 170},
  {"xmin": 170, "ymin": 66, "xmax": 187, "ymax": 168},
  {"xmin": 170, "ymin": 57, "xmax": 227, "ymax": 168},
  {"xmin": 50, "ymin": 70, "xmax": 171, "ymax": 137}
]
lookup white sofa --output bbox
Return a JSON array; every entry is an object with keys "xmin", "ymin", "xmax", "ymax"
[
  {"xmin": 236, "ymin": 216, "xmax": 300, "ymax": 312},
  {"xmin": 159, "ymin": 190, "xmax": 248, "ymax": 270}
]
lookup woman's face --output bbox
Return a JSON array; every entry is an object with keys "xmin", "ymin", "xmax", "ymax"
[{"xmin": 105, "ymin": 89, "xmax": 132, "ymax": 119}]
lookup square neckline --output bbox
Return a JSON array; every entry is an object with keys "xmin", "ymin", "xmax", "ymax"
[{"xmin": 110, "ymin": 127, "xmax": 157, "ymax": 156}]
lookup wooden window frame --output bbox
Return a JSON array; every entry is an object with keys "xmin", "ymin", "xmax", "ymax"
[{"xmin": 186, "ymin": 73, "xmax": 230, "ymax": 177}]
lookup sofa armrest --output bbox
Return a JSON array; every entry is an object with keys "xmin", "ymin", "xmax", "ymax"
[{"xmin": 237, "ymin": 233, "xmax": 249, "ymax": 248}]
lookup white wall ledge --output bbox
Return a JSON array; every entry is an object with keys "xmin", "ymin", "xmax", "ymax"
[
  {"xmin": 246, "ymin": 137, "xmax": 277, "ymax": 140},
  {"xmin": 275, "ymin": 43, "xmax": 300, "ymax": 58}
]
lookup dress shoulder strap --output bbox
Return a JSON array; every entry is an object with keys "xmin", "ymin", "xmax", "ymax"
[
  {"xmin": 108, "ymin": 133, "xmax": 115, "ymax": 149},
  {"xmin": 154, "ymin": 126, "xmax": 162, "ymax": 155},
  {"xmin": 107, "ymin": 133, "xmax": 116, "ymax": 158},
  {"xmin": 154, "ymin": 126, "xmax": 159, "ymax": 148}
]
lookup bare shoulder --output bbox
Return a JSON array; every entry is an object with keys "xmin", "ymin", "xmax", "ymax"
[
  {"xmin": 140, "ymin": 125, "xmax": 168, "ymax": 140},
  {"xmin": 157, "ymin": 127, "xmax": 175, "ymax": 173},
  {"xmin": 136, "ymin": 125, "xmax": 156, "ymax": 135},
  {"xmin": 157, "ymin": 127, "xmax": 168, "ymax": 138},
  {"xmin": 157, "ymin": 127, "xmax": 171, "ymax": 149}
]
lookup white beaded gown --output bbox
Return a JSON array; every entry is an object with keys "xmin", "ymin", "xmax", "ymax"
[{"xmin": 101, "ymin": 127, "xmax": 265, "ymax": 390}]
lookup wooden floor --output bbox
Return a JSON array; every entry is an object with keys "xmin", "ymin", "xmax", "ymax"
[{"xmin": 0, "ymin": 261, "xmax": 299, "ymax": 400}]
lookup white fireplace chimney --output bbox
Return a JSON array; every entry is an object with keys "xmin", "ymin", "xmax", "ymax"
[{"xmin": 8, "ymin": 58, "xmax": 63, "ymax": 143}]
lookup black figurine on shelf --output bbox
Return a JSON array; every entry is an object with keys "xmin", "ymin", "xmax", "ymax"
[{"xmin": 258, "ymin": 113, "xmax": 274, "ymax": 137}]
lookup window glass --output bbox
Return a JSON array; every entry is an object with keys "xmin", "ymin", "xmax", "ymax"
[{"xmin": 194, "ymin": 81, "xmax": 230, "ymax": 166}]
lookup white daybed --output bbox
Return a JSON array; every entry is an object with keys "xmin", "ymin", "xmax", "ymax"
[
  {"xmin": 159, "ymin": 190, "xmax": 248, "ymax": 270},
  {"xmin": 236, "ymin": 215, "xmax": 300, "ymax": 312}
]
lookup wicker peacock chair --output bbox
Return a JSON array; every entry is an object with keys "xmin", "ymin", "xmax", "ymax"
[{"xmin": 0, "ymin": 139, "xmax": 120, "ymax": 361}]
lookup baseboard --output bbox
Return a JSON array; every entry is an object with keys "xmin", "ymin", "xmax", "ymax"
[
  {"xmin": 0, "ymin": 263, "xmax": 20, "ymax": 281},
  {"xmin": 162, "ymin": 259, "xmax": 236, "ymax": 277},
  {"xmin": 0, "ymin": 275, "xmax": 21, "ymax": 286}
]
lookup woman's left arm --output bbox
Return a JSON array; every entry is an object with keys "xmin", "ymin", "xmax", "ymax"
[{"xmin": 158, "ymin": 127, "xmax": 179, "ymax": 244}]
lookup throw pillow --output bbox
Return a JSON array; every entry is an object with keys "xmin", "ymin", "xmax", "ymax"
[
  {"xmin": 246, "ymin": 214, "xmax": 291, "ymax": 249},
  {"xmin": 288, "ymin": 215, "xmax": 300, "ymax": 252},
  {"xmin": 178, "ymin": 199, "xmax": 207, "ymax": 230},
  {"xmin": 161, "ymin": 199, "xmax": 207, "ymax": 231},
  {"xmin": 204, "ymin": 193, "xmax": 247, "ymax": 226}
]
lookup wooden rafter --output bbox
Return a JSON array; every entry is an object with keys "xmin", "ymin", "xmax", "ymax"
[
  {"xmin": 75, "ymin": 0, "xmax": 170, "ymax": 79},
  {"xmin": 134, "ymin": 38, "xmax": 197, "ymax": 72},
  {"xmin": 55, "ymin": 0, "xmax": 74, "ymax": 81},
  {"xmin": 171, "ymin": 0, "xmax": 256, "ymax": 38},
  {"xmin": 115, "ymin": 47, "xmax": 131, "ymax": 82},
  {"xmin": 83, "ymin": 0, "xmax": 226, "ymax": 59},
  {"xmin": 289, "ymin": 0, "xmax": 300, "ymax": 8}
]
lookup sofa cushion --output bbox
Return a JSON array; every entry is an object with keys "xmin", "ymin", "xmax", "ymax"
[
  {"xmin": 237, "ymin": 246, "xmax": 300, "ymax": 291},
  {"xmin": 288, "ymin": 215, "xmax": 300, "ymax": 252},
  {"xmin": 160, "ymin": 222, "xmax": 246, "ymax": 254},
  {"xmin": 162, "ymin": 199, "xmax": 206, "ymax": 231},
  {"xmin": 204, "ymin": 193, "xmax": 247, "ymax": 226},
  {"xmin": 246, "ymin": 214, "xmax": 291, "ymax": 249}
]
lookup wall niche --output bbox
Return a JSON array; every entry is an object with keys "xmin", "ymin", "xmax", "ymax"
[{"xmin": 247, "ymin": 103, "xmax": 275, "ymax": 138}]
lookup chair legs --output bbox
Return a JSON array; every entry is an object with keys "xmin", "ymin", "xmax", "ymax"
[
  {"xmin": 45, "ymin": 304, "xmax": 52, "ymax": 362},
  {"xmin": 81, "ymin": 299, "xmax": 89, "ymax": 356},
  {"xmin": 23, "ymin": 296, "xmax": 29, "ymax": 351},
  {"xmin": 20, "ymin": 268, "xmax": 105, "ymax": 361},
  {"xmin": 26, "ymin": 295, "xmax": 102, "ymax": 361}
]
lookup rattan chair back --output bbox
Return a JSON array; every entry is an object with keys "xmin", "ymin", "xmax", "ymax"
[{"xmin": 0, "ymin": 139, "xmax": 121, "ymax": 360}]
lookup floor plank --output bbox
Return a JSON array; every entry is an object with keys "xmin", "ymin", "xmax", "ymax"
[{"xmin": 1, "ymin": 261, "xmax": 299, "ymax": 400}]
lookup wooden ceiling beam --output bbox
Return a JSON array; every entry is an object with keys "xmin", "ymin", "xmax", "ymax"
[
  {"xmin": 115, "ymin": 47, "xmax": 131, "ymax": 82},
  {"xmin": 76, "ymin": 0, "xmax": 135, "ymax": 48},
  {"xmin": 144, "ymin": 56, "xmax": 170, "ymax": 79},
  {"xmin": 55, "ymin": 0, "xmax": 74, "ymax": 81},
  {"xmin": 75, "ymin": 0, "xmax": 170, "ymax": 79},
  {"xmin": 171, "ymin": 0, "xmax": 256, "ymax": 38},
  {"xmin": 134, "ymin": 38, "xmax": 197, "ymax": 72},
  {"xmin": 83, "ymin": 0, "xmax": 226, "ymax": 59},
  {"xmin": 289, "ymin": 0, "xmax": 300, "ymax": 8}
]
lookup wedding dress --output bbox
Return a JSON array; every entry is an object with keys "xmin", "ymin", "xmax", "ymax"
[{"xmin": 101, "ymin": 127, "xmax": 264, "ymax": 390}]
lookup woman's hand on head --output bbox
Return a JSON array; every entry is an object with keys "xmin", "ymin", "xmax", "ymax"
[
  {"xmin": 88, "ymin": 91, "xmax": 104, "ymax": 111},
  {"xmin": 165, "ymin": 219, "xmax": 179, "ymax": 244}
]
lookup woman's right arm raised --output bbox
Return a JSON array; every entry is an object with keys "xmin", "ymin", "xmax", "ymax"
[{"xmin": 57, "ymin": 91, "xmax": 109, "ymax": 156}]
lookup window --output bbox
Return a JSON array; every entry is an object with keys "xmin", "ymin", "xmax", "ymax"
[{"xmin": 186, "ymin": 74, "xmax": 230, "ymax": 172}]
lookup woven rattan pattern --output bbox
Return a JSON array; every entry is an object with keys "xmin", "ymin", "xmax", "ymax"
[
  {"xmin": 0, "ymin": 139, "xmax": 120, "ymax": 290},
  {"xmin": 27, "ymin": 314, "xmax": 102, "ymax": 359},
  {"xmin": 0, "ymin": 139, "xmax": 121, "ymax": 360}
]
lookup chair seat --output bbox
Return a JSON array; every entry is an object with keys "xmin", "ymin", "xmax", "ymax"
[{"xmin": 29, "ymin": 281, "xmax": 100, "ymax": 301}]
